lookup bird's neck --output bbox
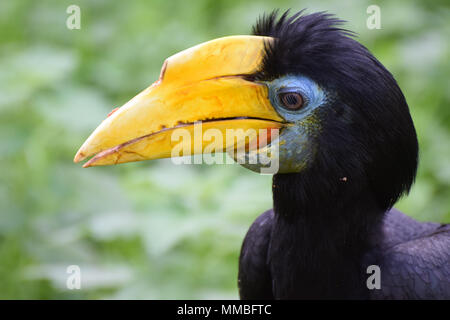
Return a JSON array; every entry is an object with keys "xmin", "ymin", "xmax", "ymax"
[{"xmin": 270, "ymin": 172, "xmax": 384, "ymax": 299}]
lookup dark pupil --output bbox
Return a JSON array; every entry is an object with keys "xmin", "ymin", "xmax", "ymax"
[
  {"xmin": 285, "ymin": 94, "xmax": 298, "ymax": 106},
  {"xmin": 281, "ymin": 93, "xmax": 303, "ymax": 110}
]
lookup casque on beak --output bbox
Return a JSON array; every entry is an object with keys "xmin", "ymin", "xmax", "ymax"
[{"xmin": 74, "ymin": 35, "xmax": 284, "ymax": 167}]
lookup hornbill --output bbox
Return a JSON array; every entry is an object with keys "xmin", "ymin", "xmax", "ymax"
[{"xmin": 74, "ymin": 10, "xmax": 450, "ymax": 299}]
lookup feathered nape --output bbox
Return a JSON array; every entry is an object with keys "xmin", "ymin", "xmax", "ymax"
[{"xmin": 251, "ymin": 10, "xmax": 356, "ymax": 82}]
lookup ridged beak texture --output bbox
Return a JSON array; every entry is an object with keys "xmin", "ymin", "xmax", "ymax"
[{"xmin": 74, "ymin": 35, "xmax": 283, "ymax": 167}]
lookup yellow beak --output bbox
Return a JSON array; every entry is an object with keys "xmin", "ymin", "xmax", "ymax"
[{"xmin": 74, "ymin": 35, "xmax": 284, "ymax": 167}]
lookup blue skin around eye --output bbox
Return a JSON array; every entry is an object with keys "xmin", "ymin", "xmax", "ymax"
[
  {"xmin": 266, "ymin": 75, "xmax": 326, "ymax": 121},
  {"xmin": 236, "ymin": 75, "xmax": 328, "ymax": 174}
]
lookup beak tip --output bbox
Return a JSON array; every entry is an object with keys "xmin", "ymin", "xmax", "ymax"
[
  {"xmin": 74, "ymin": 151, "xmax": 86, "ymax": 163},
  {"xmin": 82, "ymin": 155, "xmax": 98, "ymax": 168}
]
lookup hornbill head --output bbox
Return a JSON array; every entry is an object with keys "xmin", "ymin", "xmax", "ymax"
[{"xmin": 75, "ymin": 11, "xmax": 418, "ymax": 211}]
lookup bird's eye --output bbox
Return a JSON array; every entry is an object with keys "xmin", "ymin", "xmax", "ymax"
[{"xmin": 279, "ymin": 92, "xmax": 304, "ymax": 110}]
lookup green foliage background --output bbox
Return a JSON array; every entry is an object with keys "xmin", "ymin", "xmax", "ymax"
[{"xmin": 0, "ymin": 0, "xmax": 448, "ymax": 299}]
